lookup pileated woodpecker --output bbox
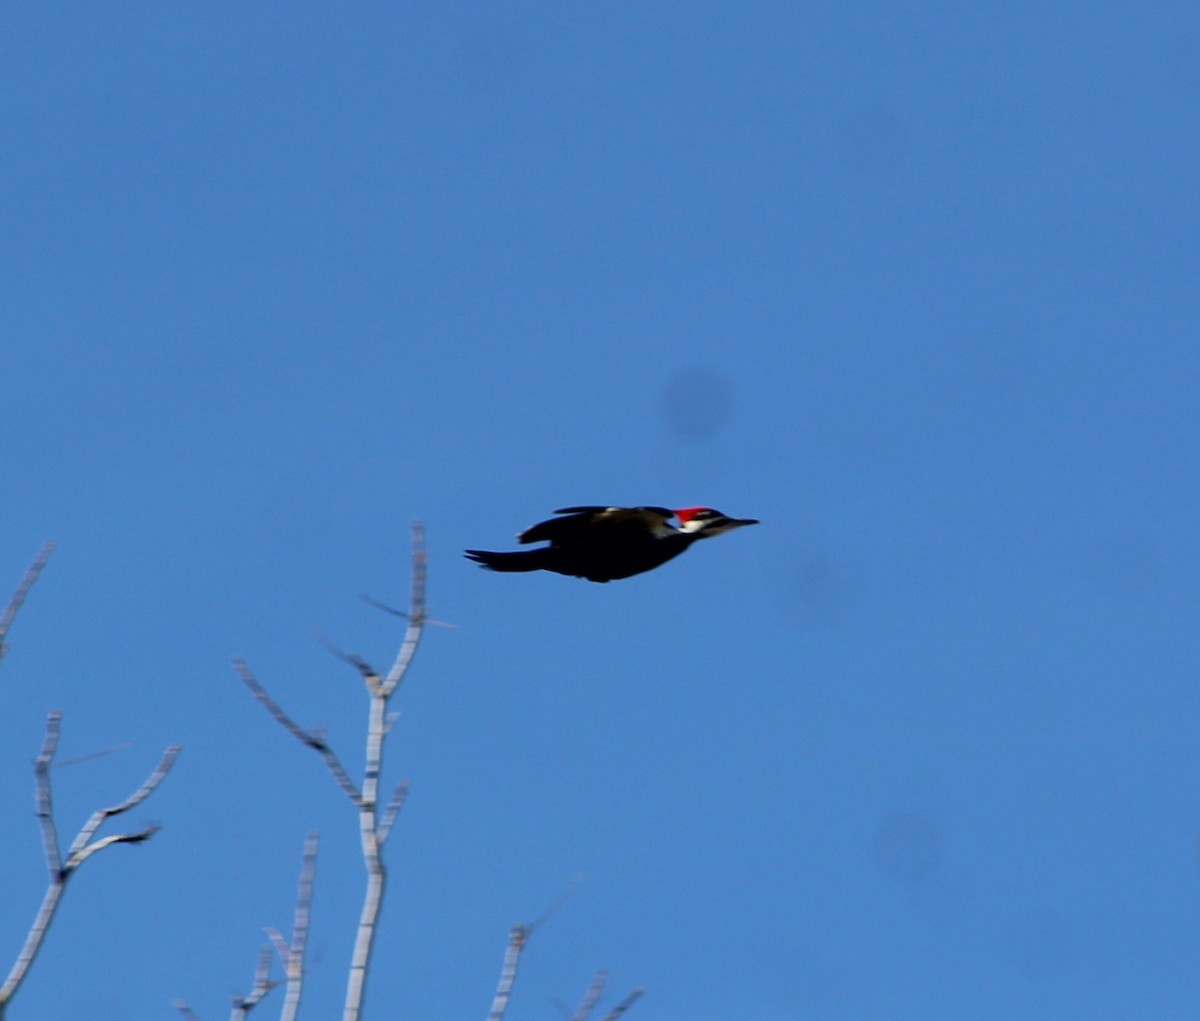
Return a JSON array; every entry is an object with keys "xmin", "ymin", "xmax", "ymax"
[{"xmin": 465, "ymin": 505, "xmax": 759, "ymax": 583}]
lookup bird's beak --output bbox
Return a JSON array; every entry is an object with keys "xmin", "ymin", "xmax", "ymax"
[
  {"xmin": 688, "ymin": 513, "xmax": 760, "ymax": 538},
  {"xmin": 710, "ymin": 517, "xmax": 758, "ymax": 534}
]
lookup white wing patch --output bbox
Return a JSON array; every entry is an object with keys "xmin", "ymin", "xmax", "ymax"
[{"xmin": 651, "ymin": 518, "xmax": 678, "ymax": 538}]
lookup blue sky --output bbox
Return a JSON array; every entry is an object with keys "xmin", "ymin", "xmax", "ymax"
[{"xmin": 2, "ymin": 3, "xmax": 1199, "ymax": 1018}]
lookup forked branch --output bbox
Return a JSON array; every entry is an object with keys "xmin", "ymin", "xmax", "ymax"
[
  {"xmin": 231, "ymin": 523, "xmax": 428, "ymax": 1021},
  {"xmin": 269, "ymin": 830, "xmax": 319, "ymax": 1021},
  {"xmin": 486, "ymin": 880, "xmax": 641, "ymax": 1021},
  {"xmin": 175, "ymin": 832, "xmax": 317, "ymax": 1021},
  {"xmin": 486, "ymin": 876, "xmax": 592, "ymax": 1021},
  {"xmin": 233, "ymin": 658, "xmax": 362, "ymax": 804},
  {"xmin": 561, "ymin": 972, "xmax": 644, "ymax": 1021},
  {"xmin": 0, "ymin": 713, "xmax": 179, "ymax": 1015},
  {"xmin": 230, "ymin": 946, "xmax": 276, "ymax": 1020}
]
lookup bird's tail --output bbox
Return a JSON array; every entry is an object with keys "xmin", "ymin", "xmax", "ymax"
[{"xmin": 464, "ymin": 549, "xmax": 551, "ymax": 573}]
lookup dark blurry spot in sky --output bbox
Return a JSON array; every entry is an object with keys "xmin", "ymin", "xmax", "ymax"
[
  {"xmin": 456, "ymin": 18, "xmax": 529, "ymax": 95},
  {"xmin": 1004, "ymin": 906, "xmax": 1077, "ymax": 980},
  {"xmin": 659, "ymin": 368, "xmax": 735, "ymax": 441},
  {"xmin": 779, "ymin": 553, "xmax": 858, "ymax": 631},
  {"xmin": 871, "ymin": 811, "xmax": 942, "ymax": 885},
  {"xmin": 834, "ymin": 104, "xmax": 908, "ymax": 176},
  {"xmin": 1085, "ymin": 530, "xmax": 1162, "ymax": 598}
]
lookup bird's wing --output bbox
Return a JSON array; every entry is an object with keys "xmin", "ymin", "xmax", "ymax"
[
  {"xmin": 619, "ymin": 508, "xmax": 676, "ymax": 530},
  {"xmin": 519, "ymin": 506, "xmax": 676, "ymax": 545},
  {"xmin": 554, "ymin": 505, "xmax": 674, "ymax": 519},
  {"xmin": 518, "ymin": 509, "xmax": 604, "ymax": 544}
]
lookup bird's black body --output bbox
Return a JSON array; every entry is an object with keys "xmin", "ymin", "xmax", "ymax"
[{"xmin": 465, "ymin": 505, "xmax": 758, "ymax": 583}]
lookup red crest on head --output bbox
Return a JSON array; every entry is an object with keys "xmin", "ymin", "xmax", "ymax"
[{"xmin": 673, "ymin": 507, "xmax": 709, "ymax": 524}]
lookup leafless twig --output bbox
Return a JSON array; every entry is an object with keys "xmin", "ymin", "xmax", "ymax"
[
  {"xmin": 597, "ymin": 987, "xmax": 644, "ymax": 1021},
  {"xmin": 334, "ymin": 522, "xmax": 427, "ymax": 1021},
  {"xmin": 233, "ymin": 659, "xmax": 363, "ymax": 805},
  {"xmin": 229, "ymin": 946, "xmax": 277, "ymax": 1020},
  {"xmin": 486, "ymin": 924, "xmax": 531, "ymax": 1021},
  {"xmin": 360, "ymin": 592, "xmax": 457, "ymax": 629},
  {"xmin": 486, "ymin": 875, "xmax": 588, "ymax": 1021},
  {"xmin": 181, "ymin": 832, "xmax": 317, "ymax": 1021},
  {"xmin": 571, "ymin": 970, "xmax": 608, "ymax": 1021},
  {"xmin": 309, "ymin": 630, "xmax": 381, "ymax": 690},
  {"xmin": 0, "ymin": 712, "xmax": 179, "ymax": 1015},
  {"xmin": 54, "ymin": 740, "xmax": 133, "ymax": 769},
  {"xmin": 274, "ymin": 831, "xmax": 319, "ymax": 1021},
  {"xmin": 528, "ymin": 873, "xmax": 585, "ymax": 931},
  {"xmin": 233, "ymin": 522, "xmax": 429, "ymax": 1021},
  {"xmin": 172, "ymin": 1000, "xmax": 203, "ymax": 1021},
  {"xmin": 377, "ymin": 779, "xmax": 411, "ymax": 846},
  {"xmin": 0, "ymin": 541, "xmax": 55, "ymax": 667},
  {"xmin": 383, "ymin": 521, "xmax": 427, "ymax": 696}
]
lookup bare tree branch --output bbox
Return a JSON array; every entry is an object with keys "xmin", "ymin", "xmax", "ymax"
[
  {"xmin": 64, "ymin": 743, "xmax": 179, "ymax": 868},
  {"xmin": 0, "ymin": 714, "xmax": 179, "ymax": 1015},
  {"xmin": 483, "ymin": 876, "xmax": 638, "ymax": 1021},
  {"xmin": 528, "ymin": 873, "xmax": 585, "ymax": 932},
  {"xmin": 172, "ymin": 1000, "xmax": 203, "ymax": 1021},
  {"xmin": 343, "ymin": 653, "xmax": 383, "ymax": 699},
  {"xmin": 229, "ymin": 527, "xmax": 430, "ymax": 1021},
  {"xmin": 343, "ymin": 686, "xmax": 387, "ymax": 1021},
  {"xmin": 264, "ymin": 928, "xmax": 291, "ymax": 965},
  {"xmin": 34, "ymin": 712, "xmax": 64, "ymax": 875},
  {"xmin": 0, "ymin": 541, "xmax": 55, "ymax": 667},
  {"xmin": 597, "ymin": 988, "xmax": 644, "ymax": 1021},
  {"xmin": 54, "ymin": 740, "xmax": 133, "ymax": 769},
  {"xmin": 383, "ymin": 521, "xmax": 427, "ymax": 696},
  {"xmin": 342, "ymin": 523, "xmax": 429, "ymax": 1021},
  {"xmin": 360, "ymin": 592, "xmax": 457, "ymax": 630},
  {"xmin": 278, "ymin": 831, "xmax": 319, "ymax": 1021},
  {"xmin": 572, "ymin": 971, "xmax": 607, "ymax": 1021},
  {"xmin": 188, "ymin": 831, "xmax": 317, "ymax": 1021},
  {"xmin": 229, "ymin": 946, "xmax": 276, "ymax": 1021},
  {"xmin": 376, "ymin": 779, "xmax": 411, "ymax": 846},
  {"xmin": 233, "ymin": 658, "xmax": 362, "ymax": 805},
  {"xmin": 486, "ymin": 924, "xmax": 531, "ymax": 1021},
  {"xmin": 310, "ymin": 630, "xmax": 382, "ymax": 695}
]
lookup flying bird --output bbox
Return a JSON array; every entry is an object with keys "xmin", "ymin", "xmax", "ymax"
[{"xmin": 465, "ymin": 505, "xmax": 759, "ymax": 583}]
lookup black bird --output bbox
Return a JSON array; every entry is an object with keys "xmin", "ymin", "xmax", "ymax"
[{"xmin": 465, "ymin": 505, "xmax": 759, "ymax": 583}]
